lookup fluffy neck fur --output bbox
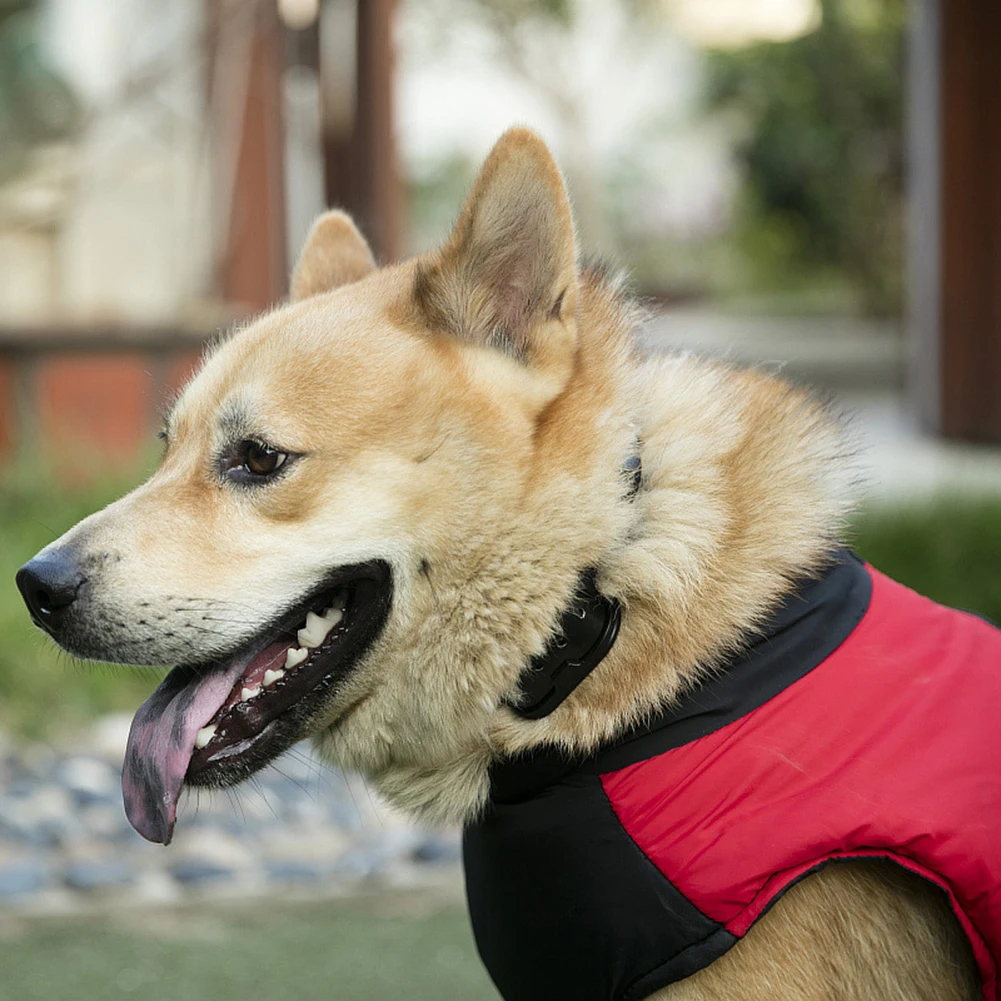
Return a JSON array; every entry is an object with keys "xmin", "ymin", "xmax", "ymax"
[{"xmin": 357, "ymin": 269, "xmax": 855, "ymax": 824}]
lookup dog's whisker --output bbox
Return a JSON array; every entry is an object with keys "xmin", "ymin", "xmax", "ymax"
[
  {"xmin": 267, "ymin": 760, "xmax": 317, "ymax": 803},
  {"xmin": 164, "ymin": 609, "xmax": 257, "ymax": 622},
  {"xmin": 361, "ymin": 781, "xmax": 384, "ymax": 830},
  {"xmin": 339, "ymin": 774, "xmax": 365, "ymax": 828},
  {"xmin": 170, "ymin": 606, "xmax": 258, "ymax": 616},
  {"xmin": 282, "ymin": 748, "xmax": 337, "ymax": 800},
  {"xmin": 284, "ymin": 746, "xmax": 331, "ymax": 780},
  {"xmin": 249, "ymin": 775, "xmax": 283, "ymax": 823},
  {"xmin": 181, "ymin": 623, "xmax": 238, "ymax": 638},
  {"xmin": 172, "ymin": 599, "xmax": 266, "ymax": 615},
  {"xmin": 224, "ymin": 787, "xmax": 247, "ymax": 825},
  {"xmin": 188, "ymin": 617, "xmax": 259, "ymax": 626},
  {"xmin": 287, "ymin": 745, "xmax": 332, "ymax": 776},
  {"xmin": 28, "ymin": 517, "xmax": 60, "ymax": 539}
]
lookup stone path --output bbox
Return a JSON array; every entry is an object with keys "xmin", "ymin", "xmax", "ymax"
[{"xmin": 0, "ymin": 715, "xmax": 461, "ymax": 915}]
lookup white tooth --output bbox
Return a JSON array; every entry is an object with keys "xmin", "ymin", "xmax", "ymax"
[
  {"xmin": 321, "ymin": 605, "xmax": 343, "ymax": 627},
  {"xmin": 263, "ymin": 668, "xmax": 285, "ymax": 686},
  {"xmin": 194, "ymin": 725, "xmax": 216, "ymax": 749},
  {"xmin": 240, "ymin": 685, "xmax": 261, "ymax": 701},
  {"xmin": 297, "ymin": 610, "xmax": 331, "ymax": 648},
  {"xmin": 285, "ymin": 646, "xmax": 308, "ymax": 669}
]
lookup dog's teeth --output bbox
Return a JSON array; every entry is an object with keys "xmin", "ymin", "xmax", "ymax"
[
  {"xmin": 285, "ymin": 647, "xmax": 308, "ymax": 669},
  {"xmin": 297, "ymin": 610, "xmax": 331, "ymax": 648},
  {"xmin": 295, "ymin": 604, "xmax": 343, "ymax": 650},
  {"xmin": 263, "ymin": 668, "xmax": 285, "ymax": 686},
  {"xmin": 194, "ymin": 725, "xmax": 216, "ymax": 749},
  {"xmin": 240, "ymin": 685, "xmax": 261, "ymax": 701}
]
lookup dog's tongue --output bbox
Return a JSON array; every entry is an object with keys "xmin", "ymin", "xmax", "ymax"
[{"xmin": 122, "ymin": 658, "xmax": 248, "ymax": 844}]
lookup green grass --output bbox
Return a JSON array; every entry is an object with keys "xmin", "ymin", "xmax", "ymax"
[
  {"xmin": 1, "ymin": 468, "xmax": 1000, "ymax": 740},
  {"xmin": 0, "ymin": 897, "xmax": 500, "ymax": 1001},
  {"xmin": 0, "ymin": 464, "xmax": 163, "ymax": 739}
]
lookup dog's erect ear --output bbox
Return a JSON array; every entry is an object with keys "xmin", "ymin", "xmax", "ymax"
[
  {"xmin": 290, "ymin": 210, "xmax": 376, "ymax": 301},
  {"xmin": 414, "ymin": 128, "xmax": 578, "ymax": 372}
]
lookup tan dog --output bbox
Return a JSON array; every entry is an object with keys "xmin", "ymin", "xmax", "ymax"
[{"xmin": 17, "ymin": 130, "xmax": 980, "ymax": 1000}]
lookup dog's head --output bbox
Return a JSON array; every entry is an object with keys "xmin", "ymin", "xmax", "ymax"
[{"xmin": 16, "ymin": 130, "xmax": 639, "ymax": 843}]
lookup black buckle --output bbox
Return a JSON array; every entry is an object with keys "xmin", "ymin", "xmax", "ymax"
[{"xmin": 508, "ymin": 570, "xmax": 621, "ymax": 720}]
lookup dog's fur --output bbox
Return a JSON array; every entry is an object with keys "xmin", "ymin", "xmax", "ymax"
[{"xmin": 35, "ymin": 130, "xmax": 978, "ymax": 999}]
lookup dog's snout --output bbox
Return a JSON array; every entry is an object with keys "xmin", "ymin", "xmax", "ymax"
[{"xmin": 16, "ymin": 550, "xmax": 85, "ymax": 632}]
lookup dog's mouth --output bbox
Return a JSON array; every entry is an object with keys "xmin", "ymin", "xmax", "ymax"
[{"xmin": 122, "ymin": 561, "xmax": 392, "ymax": 845}]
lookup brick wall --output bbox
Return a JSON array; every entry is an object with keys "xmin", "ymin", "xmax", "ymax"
[{"xmin": 0, "ymin": 331, "xmax": 208, "ymax": 478}]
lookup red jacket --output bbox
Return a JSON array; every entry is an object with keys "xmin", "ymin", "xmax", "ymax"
[{"xmin": 465, "ymin": 557, "xmax": 1001, "ymax": 1001}]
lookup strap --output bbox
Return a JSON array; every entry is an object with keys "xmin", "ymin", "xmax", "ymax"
[
  {"xmin": 505, "ymin": 447, "xmax": 641, "ymax": 720},
  {"xmin": 506, "ymin": 571, "xmax": 621, "ymax": 720}
]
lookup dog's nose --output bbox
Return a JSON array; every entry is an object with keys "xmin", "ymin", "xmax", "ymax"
[{"xmin": 16, "ymin": 550, "xmax": 84, "ymax": 632}]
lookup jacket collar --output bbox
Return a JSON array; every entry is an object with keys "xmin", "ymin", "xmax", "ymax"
[{"xmin": 491, "ymin": 550, "xmax": 872, "ymax": 804}]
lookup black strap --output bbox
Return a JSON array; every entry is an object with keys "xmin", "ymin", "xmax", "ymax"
[
  {"xmin": 506, "ymin": 571, "xmax": 621, "ymax": 720},
  {"xmin": 505, "ymin": 448, "xmax": 641, "ymax": 720}
]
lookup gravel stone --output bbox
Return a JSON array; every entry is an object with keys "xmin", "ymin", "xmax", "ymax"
[
  {"xmin": 0, "ymin": 724, "xmax": 461, "ymax": 907},
  {"xmin": 63, "ymin": 858, "xmax": 134, "ymax": 891},
  {"xmin": 168, "ymin": 860, "xmax": 236, "ymax": 885},
  {"xmin": 0, "ymin": 860, "xmax": 47, "ymax": 899},
  {"xmin": 264, "ymin": 859, "xmax": 324, "ymax": 883}
]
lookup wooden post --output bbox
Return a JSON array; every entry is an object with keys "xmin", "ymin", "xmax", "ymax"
[
  {"xmin": 939, "ymin": 0, "xmax": 1001, "ymax": 441},
  {"xmin": 209, "ymin": 0, "xmax": 289, "ymax": 311},
  {"xmin": 911, "ymin": 0, "xmax": 1001, "ymax": 441},
  {"xmin": 320, "ymin": 0, "xmax": 402, "ymax": 263}
]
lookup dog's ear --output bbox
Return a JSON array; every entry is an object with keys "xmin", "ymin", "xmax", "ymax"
[
  {"xmin": 290, "ymin": 210, "xmax": 376, "ymax": 301},
  {"xmin": 414, "ymin": 128, "xmax": 578, "ymax": 377}
]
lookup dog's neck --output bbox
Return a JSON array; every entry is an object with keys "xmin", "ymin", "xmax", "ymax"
[
  {"xmin": 360, "ymin": 285, "xmax": 855, "ymax": 826},
  {"xmin": 482, "ymin": 350, "xmax": 854, "ymax": 765}
]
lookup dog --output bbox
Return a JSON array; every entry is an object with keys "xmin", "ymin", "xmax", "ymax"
[{"xmin": 16, "ymin": 128, "xmax": 999, "ymax": 1000}]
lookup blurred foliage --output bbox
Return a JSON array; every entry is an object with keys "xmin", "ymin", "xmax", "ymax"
[
  {"xmin": 706, "ymin": 0, "xmax": 906, "ymax": 315},
  {"xmin": 851, "ymin": 496, "xmax": 1001, "ymax": 625},
  {"xmin": 0, "ymin": 898, "xmax": 500, "ymax": 1000},
  {"xmin": 0, "ymin": 464, "xmax": 161, "ymax": 741},
  {"xmin": 407, "ymin": 152, "xmax": 479, "ymax": 257},
  {"xmin": 406, "ymin": 0, "xmax": 906, "ymax": 314},
  {"xmin": 0, "ymin": 0, "xmax": 82, "ymax": 182},
  {"xmin": 444, "ymin": 0, "xmax": 656, "ymax": 28}
]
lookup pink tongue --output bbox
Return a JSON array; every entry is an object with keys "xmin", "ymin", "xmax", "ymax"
[{"xmin": 122, "ymin": 657, "xmax": 249, "ymax": 844}]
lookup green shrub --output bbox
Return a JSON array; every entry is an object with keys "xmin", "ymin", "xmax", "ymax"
[
  {"xmin": 0, "ymin": 465, "xmax": 162, "ymax": 739},
  {"xmin": 850, "ymin": 497, "xmax": 1001, "ymax": 625},
  {"xmin": 707, "ymin": 0, "xmax": 906, "ymax": 315}
]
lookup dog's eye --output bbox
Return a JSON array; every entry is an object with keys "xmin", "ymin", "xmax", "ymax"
[
  {"xmin": 241, "ymin": 440, "xmax": 287, "ymax": 477},
  {"xmin": 220, "ymin": 439, "xmax": 296, "ymax": 485}
]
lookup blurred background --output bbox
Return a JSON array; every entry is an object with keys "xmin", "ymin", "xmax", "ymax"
[{"xmin": 0, "ymin": 0, "xmax": 999, "ymax": 997}]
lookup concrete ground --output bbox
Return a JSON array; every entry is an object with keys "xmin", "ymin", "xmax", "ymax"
[{"xmin": 643, "ymin": 308, "xmax": 1001, "ymax": 502}]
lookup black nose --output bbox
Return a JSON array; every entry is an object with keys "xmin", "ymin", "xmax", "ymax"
[{"xmin": 16, "ymin": 550, "xmax": 84, "ymax": 632}]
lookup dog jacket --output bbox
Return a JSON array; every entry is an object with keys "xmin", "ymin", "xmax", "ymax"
[{"xmin": 463, "ymin": 554, "xmax": 1001, "ymax": 1001}]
